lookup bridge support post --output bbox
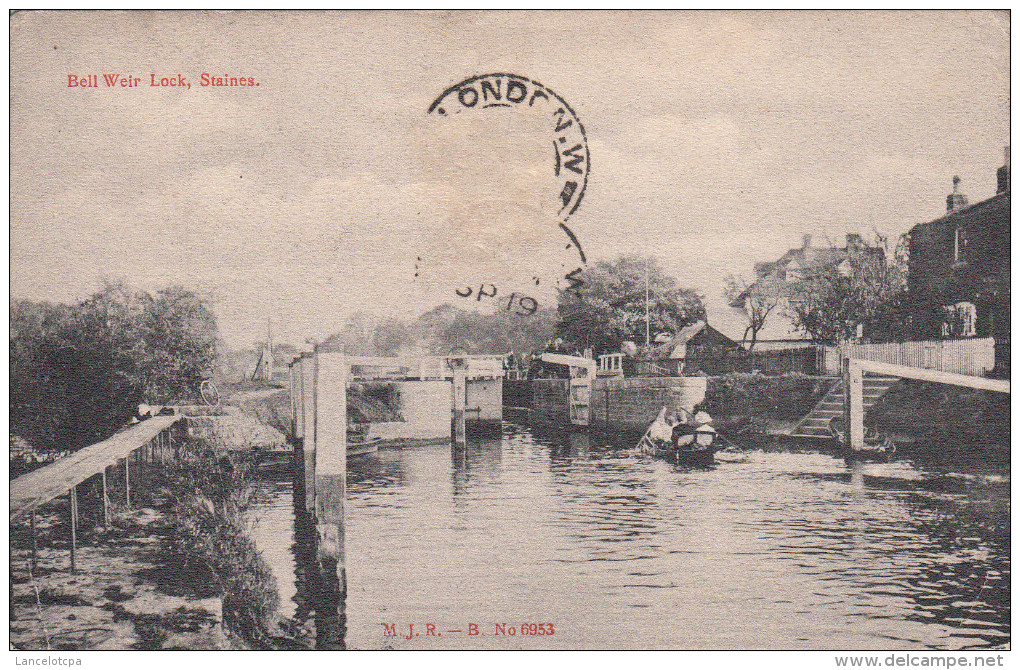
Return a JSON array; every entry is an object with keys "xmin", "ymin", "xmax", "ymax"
[
  {"xmin": 101, "ymin": 467, "xmax": 110, "ymax": 527},
  {"xmin": 30, "ymin": 510, "xmax": 37, "ymax": 572},
  {"xmin": 124, "ymin": 453, "xmax": 131, "ymax": 507},
  {"xmin": 313, "ymin": 352, "xmax": 347, "ymax": 648},
  {"xmin": 842, "ymin": 357, "xmax": 864, "ymax": 452},
  {"xmin": 69, "ymin": 486, "xmax": 78, "ymax": 572}
]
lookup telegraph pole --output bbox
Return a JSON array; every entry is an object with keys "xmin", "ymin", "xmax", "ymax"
[{"xmin": 266, "ymin": 316, "xmax": 274, "ymax": 382}]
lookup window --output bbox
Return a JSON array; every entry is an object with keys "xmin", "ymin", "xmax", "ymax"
[
  {"xmin": 953, "ymin": 225, "xmax": 968, "ymax": 265},
  {"xmin": 941, "ymin": 301, "xmax": 977, "ymax": 337}
]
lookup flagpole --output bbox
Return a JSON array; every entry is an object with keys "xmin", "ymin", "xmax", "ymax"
[{"xmin": 645, "ymin": 258, "xmax": 650, "ymax": 347}]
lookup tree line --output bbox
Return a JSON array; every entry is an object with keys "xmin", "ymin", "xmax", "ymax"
[
  {"xmin": 314, "ymin": 255, "xmax": 708, "ymax": 361},
  {"xmin": 11, "ymin": 239, "xmax": 908, "ymax": 453}
]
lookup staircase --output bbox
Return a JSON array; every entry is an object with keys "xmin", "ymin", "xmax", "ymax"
[{"xmin": 788, "ymin": 375, "xmax": 900, "ymax": 439}]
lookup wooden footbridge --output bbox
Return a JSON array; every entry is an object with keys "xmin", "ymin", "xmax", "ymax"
[
  {"xmin": 10, "ymin": 415, "xmax": 184, "ymax": 571},
  {"xmin": 841, "ymin": 358, "xmax": 1009, "ymax": 453}
]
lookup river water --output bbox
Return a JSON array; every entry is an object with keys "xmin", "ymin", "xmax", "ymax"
[{"xmin": 248, "ymin": 422, "xmax": 1009, "ymax": 650}]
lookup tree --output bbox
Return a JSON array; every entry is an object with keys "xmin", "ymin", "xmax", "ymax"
[
  {"xmin": 787, "ymin": 233, "xmax": 910, "ymax": 344},
  {"xmin": 555, "ymin": 255, "xmax": 706, "ymax": 355},
  {"xmin": 407, "ymin": 303, "xmax": 557, "ymax": 356},
  {"xmin": 321, "ymin": 312, "xmax": 375, "ymax": 355},
  {"xmin": 139, "ymin": 286, "xmax": 219, "ymax": 401},
  {"xmin": 723, "ymin": 273, "xmax": 782, "ymax": 351},
  {"xmin": 10, "ymin": 282, "xmax": 218, "ymax": 452},
  {"xmin": 372, "ymin": 317, "xmax": 411, "ymax": 356}
]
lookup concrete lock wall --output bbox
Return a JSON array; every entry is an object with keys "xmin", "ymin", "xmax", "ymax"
[
  {"xmin": 292, "ymin": 359, "xmax": 304, "ymax": 440},
  {"xmin": 367, "ymin": 380, "xmax": 452, "ymax": 442},
  {"xmin": 301, "ymin": 355, "xmax": 316, "ymax": 442},
  {"xmin": 466, "ymin": 379, "xmax": 502, "ymax": 424},
  {"xmin": 591, "ymin": 376, "xmax": 708, "ymax": 433}
]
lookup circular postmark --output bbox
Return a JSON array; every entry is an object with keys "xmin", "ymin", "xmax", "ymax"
[
  {"xmin": 416, "ymin": 73, "xmax": 591, "ymax": 313},
  {"xmin": 427, "ymin": 73, "xmax": 589, "ymax": 222}
]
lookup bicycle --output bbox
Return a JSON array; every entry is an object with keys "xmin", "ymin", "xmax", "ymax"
[{"xmin": 199, "ymin": 379, "xmax": 220, "ymax": 406}]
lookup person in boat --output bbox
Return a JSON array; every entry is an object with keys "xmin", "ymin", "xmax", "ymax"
[
  {"xmin": 672, "ymin": 408, "xmax": 717, "ymax": 451},
  {"xmin": 646, "ymin": 407, "xmax": 677, "ymax": 448}
]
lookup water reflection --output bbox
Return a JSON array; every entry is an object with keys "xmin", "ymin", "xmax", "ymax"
[
  {"xmin": 258, "ymin": 444, "xmax": 347, "ymax": 649},
  {"xmin": 248, "ymin": 426, "xmax": 1009, "ymax": 650}
]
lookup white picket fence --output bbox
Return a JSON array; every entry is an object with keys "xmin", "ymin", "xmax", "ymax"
[{"xmin": 820, "ymin": 338, "xmax": 995, "ymax": 377}]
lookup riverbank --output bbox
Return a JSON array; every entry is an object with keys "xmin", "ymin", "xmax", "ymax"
[
  {"xmin": 10, "ymin": 507, "xmax": 229, "ymax": 650},
  {"xmin": 10, "ymin": 434, "xmax": 316, "ymax": 651}
]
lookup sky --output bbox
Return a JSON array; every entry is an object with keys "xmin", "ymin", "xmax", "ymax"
[{"xmin": 10, "ymin": 10, "xmax": 1010, "ymax": 348}]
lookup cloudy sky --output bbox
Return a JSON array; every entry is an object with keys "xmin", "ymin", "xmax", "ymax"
[{"xmin": 10, "ymin": 10, "xmax": 1009, "ymax": 347}]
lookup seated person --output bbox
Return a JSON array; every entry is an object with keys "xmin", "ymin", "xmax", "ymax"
[{"xmin": 672, "ymin": 416, "xmax": 698, "ymax": 448}]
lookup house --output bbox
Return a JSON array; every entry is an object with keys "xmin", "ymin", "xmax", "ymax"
[
  {"xmin": 728, "ymin": 233, "xmax": 884, "ymax": 350},
  {"xmin": 907, "ymin": 148, "xmax": 1010, "ymax": 370},
  {"xmin": 602, "ymin": 320, "xmax": 740, "ymax": 376}
]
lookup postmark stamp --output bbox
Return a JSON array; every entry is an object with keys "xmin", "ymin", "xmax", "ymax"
[
  {"xmin": 416, "ymin": 73, "xmax": 591, "ymax": 309},
  {"xmin": 427, "ymin": 73, "xmax": 589, "ymax": 223}
]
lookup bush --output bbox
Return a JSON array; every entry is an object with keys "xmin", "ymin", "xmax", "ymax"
[
  {"xmin": 158, "ymin": 445, "xmax": 279, "ymax": 647},
  {"xmin": 703, "ymin": 372, "xmax": 834, "ymax": 431}
]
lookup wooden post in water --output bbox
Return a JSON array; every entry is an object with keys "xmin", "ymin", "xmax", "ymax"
[
  {"xmin": 69, "ymin": 486, "xmax": 78, "ymax": 572},
  {"xmin": 842, "ymin": 357, "xmax": 864, "ymax": 452},
  {"xmin": 453, "ymin": 367, "xmax": 466, "ymax": 445},
  {"xmin": 301, "ymin": 353, "xmax": 317, "ymax": 512},
  {"xmin": 313, "ymin": 351, "xmax": 348, "ymax": 648}
]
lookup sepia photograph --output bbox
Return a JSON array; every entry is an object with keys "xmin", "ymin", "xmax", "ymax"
[{"xmin": 8, "ymin": 9, "xmax": 1011, "ymax": 661}]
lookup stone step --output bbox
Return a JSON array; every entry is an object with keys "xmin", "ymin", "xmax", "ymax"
[
  {"xmin": 789, "ymin": 429, "xmax": 834, "ymax": 438},
  {"xmin": 790, "ymin": 376, "xmax": 898, "ymax": 436},
  {"xmin": 799, "ymin": 418, "xmax": 838, "ymax": 428}
]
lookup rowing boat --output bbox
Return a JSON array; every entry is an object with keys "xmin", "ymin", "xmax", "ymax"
[{"xmin": 638, "ymin": 406, "xmax": 718, "ymax": 466}]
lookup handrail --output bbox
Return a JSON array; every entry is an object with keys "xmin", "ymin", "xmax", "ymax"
[{"xmin": 852, "ymin": 358, "xmax": 1010, "ymax": 393}]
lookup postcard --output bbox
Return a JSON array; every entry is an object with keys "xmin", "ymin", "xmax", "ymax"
[{"xmin": 9, "ymin": 9, "xmax": 1011, "ymax": 663}]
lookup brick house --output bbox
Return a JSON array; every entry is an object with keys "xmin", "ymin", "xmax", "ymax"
[{"xmin": 907, "ymin": 148, "xmax": 1010, "ymax": 370}]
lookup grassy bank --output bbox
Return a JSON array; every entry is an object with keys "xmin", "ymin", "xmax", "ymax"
[
  {"xmin": 702, "ymin": 372, "xmax": 835, "ymax": 438},
  {"xmin": 233, "ymin": 382, "xmax": 402, "ymax": 436},
  {"xmin": 156, "ymin": 445, "xmax": 283, "ymax": 647}
]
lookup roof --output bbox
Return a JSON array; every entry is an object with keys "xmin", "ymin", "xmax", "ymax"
[
  {"xmin": 674, "ymin": 320, "xmax": 706, "ymax": 345},
  {"xmin": 708, "ymin": 303, "xmax": 751, "ymax": 342},
  {"xmin": 733, "ymin": 236, "xmax": 885, "ymax": 309},
  {"xmin": 908, "ymin": 190, "xmax": 1009, "ymax": 236}
]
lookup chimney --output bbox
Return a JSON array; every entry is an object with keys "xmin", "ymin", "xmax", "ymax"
[
  {"xmin": 997, "ymin": 146, "xmax": 1010, "ymax": 194},
  {"xmin": 845, "ymin": 233, "xmax": 863, "ymax": 249},
  {"xmin": 946, "ymin": 175, "xmax": 968, "ymax": 213},
  {"xmin": 802, "ymin": 234, "xmax": 812, "ymax": 250}
]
